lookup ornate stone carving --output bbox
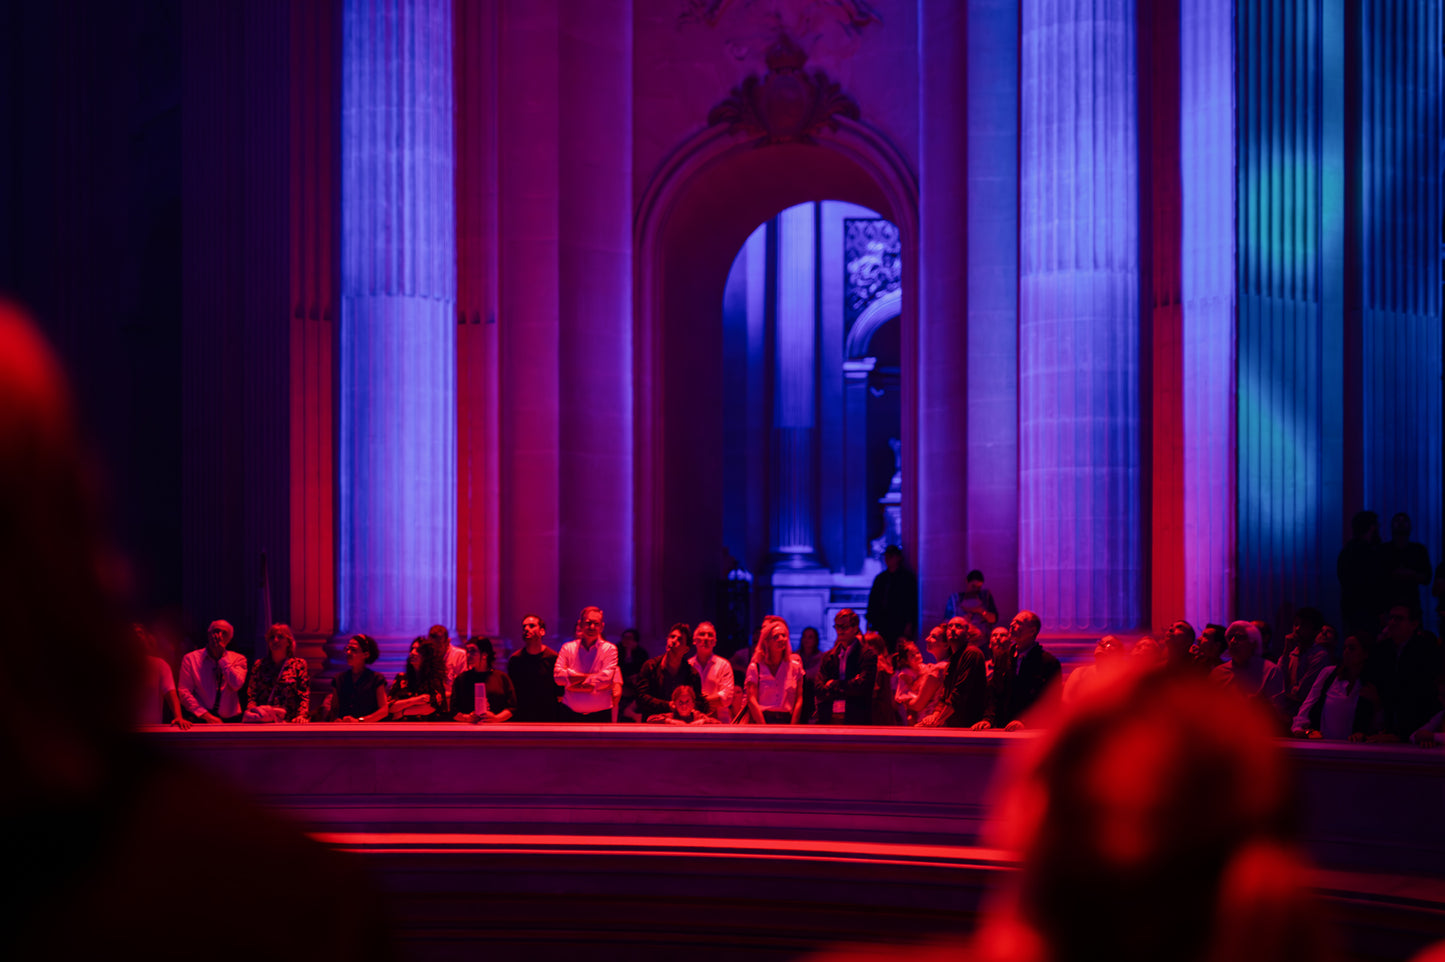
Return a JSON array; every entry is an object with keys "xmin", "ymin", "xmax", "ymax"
[
  {"xmin": 706, "ymin": 35, "xmax": 860, "ymax": 144},
  {"xmin": 680, "ymin": 0, "xmax": 881, "ymax": 43},
  {"xmin": 844, "ymin": 217, "xmax": 902, "ymax": 325}
]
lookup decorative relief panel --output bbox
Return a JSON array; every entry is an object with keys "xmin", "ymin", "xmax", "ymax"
[
  {"xmin": 707, "ymin": 35, "xmax": 860, "ymax": 144},
  {"xmin": 844, "ymin": 217, "xmax": 901, "ymax": 327}
]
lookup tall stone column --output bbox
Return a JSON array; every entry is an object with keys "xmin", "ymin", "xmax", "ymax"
[
  {"xmin": 455, "ymin": 0, "xmax": 501, "ymax": 640},
  {"xmin": 842, "ymin": 357, "xmax": 876, "ymax": 572},
  {"xmin": 1020, "ymin": 0, "xmax": 1142, "ymax": 631},
  {"xmin": 917, "ymin": 0, "xmax": 971, "ymax": 629},
  {"xmin": 1179, "ymin": 0, "xmax": 1236, "ymax": 629},
  {"xmin": 1358, "ymin": 0, "xmax": 1441, "ymax": 631},
  {"xmin": 339, "ymin": 0, "xmax": 457, "ymax": 668},
  {"xmin": 963, "ymin": 0, "xmax": 1020, "ymax": 619},
  {"xmin": 772, "ymin": 204, "xmax": 819, "ymax": 568},
  {"xmin": 558, "ymin": 0, "xmax": 633, "ymax": 629},
  {"xmin": 182, "ymin": 1, "xmax": 292, "ymax": 658},
  {"xmin": 497, "ymin": 0, "xmax": 560, "ymax": 639},
  {"xmin": 289, "ymin": 0, "xmax": 341, "ymax": 670},
  {"xmin": 1235, "ymin": 0, "xmax": 1345, "ymax": 627}
]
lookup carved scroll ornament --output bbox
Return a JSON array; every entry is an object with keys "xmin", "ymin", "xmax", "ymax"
[{"xmin": 706, "ymin": 34, "xmax": 860, "ymax": 144}]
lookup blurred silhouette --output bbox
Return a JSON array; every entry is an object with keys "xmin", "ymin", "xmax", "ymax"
[
  {"xmin": 809, "ymin": 666, "xmax": 1331, "ymax": 962},
  {"xmin": 0, "ymin": 302, "xmax": 390, "ymax": 960}
]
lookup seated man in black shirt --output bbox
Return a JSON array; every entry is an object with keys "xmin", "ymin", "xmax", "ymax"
[{"xmin": 635, "ymin": 623, "xmax": 708, "ymax": 718}]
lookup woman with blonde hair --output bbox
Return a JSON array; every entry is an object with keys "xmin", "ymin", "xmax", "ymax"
[
  {"xmin": 745, "ymin": 617, "xmax": 803, "ymax": 724},
  {"xmin": 245, "ymin": 623, "xmax": 310, "ymax": 722}
]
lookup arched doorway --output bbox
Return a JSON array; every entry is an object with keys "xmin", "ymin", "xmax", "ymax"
[
  {"xmin": 719, "ymin": 202, "xmax": 903, "ymax": 650},
  {"xmin": 634, "ymin": 123, "xmax": 917, "ymax": 643}
]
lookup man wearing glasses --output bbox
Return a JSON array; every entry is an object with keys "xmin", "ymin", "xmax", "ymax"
[
  {"xmin": 554, "ymin": 606, "xmax": 619, "ymax": 722},
  {"xmin": 813, "ymin": 609, "xmax": 875, "ymax": 724}
]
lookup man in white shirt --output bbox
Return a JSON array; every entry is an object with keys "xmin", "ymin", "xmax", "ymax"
[
  {"xmin": 177, "ymin": 619, "xmax": 249, "ymax": 723},
  {"xmin": 689, "ymin": 620, "xmax": 735, "ymax": 721},
  {"xmin": 553, "ymin": 606, "xmax": 619, "ymax": 722},
  {"xmin": 430, "ymin": 623, "xmax": 468, "ymax": 702}
]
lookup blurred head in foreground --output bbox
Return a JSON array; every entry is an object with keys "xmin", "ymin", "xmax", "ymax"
[
  {"xmin": 0, "ymin": 301, "xmax": 140, "ymax": 807},
  {"xmin": 0, "ymin": 303, "xmax": 391, "ymax": 960},
  {"xmin": 984, "ymin": 668, "xmax": 1327, "ymax": 962}
]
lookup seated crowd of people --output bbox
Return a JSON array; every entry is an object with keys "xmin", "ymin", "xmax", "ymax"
[{"xmin": 135, "ymin": 593, "xmax": 1445, "ymax": 746}]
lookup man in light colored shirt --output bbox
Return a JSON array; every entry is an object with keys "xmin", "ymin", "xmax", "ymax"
[
  {"xmin": 177, "ymin": 619, "xmax": 249, "ymax": 723},
  {"xmin": 689, "ymin": 620, "xmax": 734, "ymax": 720},
  {"xmin": 1212, "ymin": 620, "xmax": 1285, "ymax": 724},
  {"xmin": 553, "ymin": 606, "xmax": 619, "ymax": 722},
  {"xmin": 430, "ymin": 623, "xmax": 468, "ymax": 704}
]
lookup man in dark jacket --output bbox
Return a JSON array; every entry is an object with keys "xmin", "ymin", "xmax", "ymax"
[
  {"xmin": 1368, "ymin": 604, "xmax": 1443, "ymax": 740},
  {"xmin": 634, "ymin": 623, "xmax": 709, "ymax": 719},
  {"xmin": 813, "ymin": 608, "xmax": 876, "ymax": 724},
  {"xmin": 920, "ymin": 617, "xmax": 987, "ymax": 728},
  {"xmin": 977, "ymin": 610, "xmax": 1061, "ymax": 730}
]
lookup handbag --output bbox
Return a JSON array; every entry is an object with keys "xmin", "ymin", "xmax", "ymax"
[{"xmin": 243, "ymin": 705, "xmax": 288, "ymax": 724}]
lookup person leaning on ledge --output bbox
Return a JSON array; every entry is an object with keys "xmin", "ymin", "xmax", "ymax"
[
  {"xmin": 329, "ymin": 633, "xmax": 389, "ymax": 723},
  {"xmin": 177, "ymin": 619, "xmax": 248, "ymax": 724},
  {"xmin": 451, "ymin": 636, "xmax": 516, "ymax": 724},
  {"xmin": 554, "ymin": 606, "xmax": 619, "ymax": 722}
]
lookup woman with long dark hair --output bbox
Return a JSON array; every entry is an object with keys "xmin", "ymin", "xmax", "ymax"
[{"xmin": 388, "ymin": 636, "xmax": 448, "ymax": 720}]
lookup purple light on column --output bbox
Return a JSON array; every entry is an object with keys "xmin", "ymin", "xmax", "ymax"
[
  {"xmin": 1020, "ymin": 0, "xmax": 1142, "ymax": 631},
  {"xmin": 1180, "ymin": 0, "xmax": 1236, "ymax": 628},
  {"xmin": 339, "ymin": 0, "xmax": 457, "ymax": 660},
  {"xmin": 773, "ymin": 203, "xmax": 818, "ymax": 566}
]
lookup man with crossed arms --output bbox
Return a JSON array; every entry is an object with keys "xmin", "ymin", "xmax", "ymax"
[{"xmin": 553, "ymin": 605, "xmax": 619, "ymax": 722}]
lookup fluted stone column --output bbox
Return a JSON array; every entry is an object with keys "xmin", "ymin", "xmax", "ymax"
[
  {"xmin": 339, "ymin": 0, "xmax": 456, "ymax": 667},
  {"xmin": 1235, "ymin": 0, "xmax": 1345, "ymax": 627},
  {"xmin": 963, "ymin": 0, "xmax": 1020, "ymax": 619},
  {"xmin": 454, "ymin": 0, "xmax": 502, "ymax": 641},
  {"xmin": 842, "ymin": 357, "xmax": 876, "ymax": 572},
  {"xmin": 290, "ymin": 0, "xmax": 342, "ymax": 674},
  {"xmin": 1179, "ymin": 0, "xmax": 1236, "ymax": 629},
  {"xmin": 1358, "ymin": 0, "xmax": 1441, "ymax": 631},
  {"xmin": 772, "ymin": 203, "xmax": 819, "ymax": 568},
  {"xmin": 917, "ymin": 0, "xmax": 972, "ymax": 629},
  {"xmin": 558, "ymin": 0, "xmax": 633, "ymax": 629},
  {"xmin": 497, "ymin": 0, "xmax": 560, "ymax": 639},
  {"xmin": 1019, "ymin": 0, "xmax": 1142, "ymax": 631}
]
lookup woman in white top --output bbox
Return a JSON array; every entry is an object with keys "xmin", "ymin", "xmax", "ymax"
[
  {"xmin": 745, "ymin": 618, "xmax": 803, "ymax": 724},
  {"xmin": 1290, "ymin": 634, "xmax": 1379, "ymax": 741}
]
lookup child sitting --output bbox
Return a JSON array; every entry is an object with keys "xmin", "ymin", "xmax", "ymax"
[{"xmin": 646, "ymin": 685, "xmax": 717, "ymax": 726}]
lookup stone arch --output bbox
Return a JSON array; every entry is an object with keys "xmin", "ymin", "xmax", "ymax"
[
  {"xmin": 633, "ymin": 119, "xmax": 918, "ymax": 637},
  {"xmin": 844, "ymin": 288, "xmax": 902, "ymax": 359}
]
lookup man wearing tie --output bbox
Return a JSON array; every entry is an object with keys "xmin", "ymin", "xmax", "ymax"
[
  {"xmin": 813, "ymin": 608, "xmax": 876, "ymax": 725},
  {"xmin": 177, "ymin": 619, "xmax": 249, "ymax": 724}
]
